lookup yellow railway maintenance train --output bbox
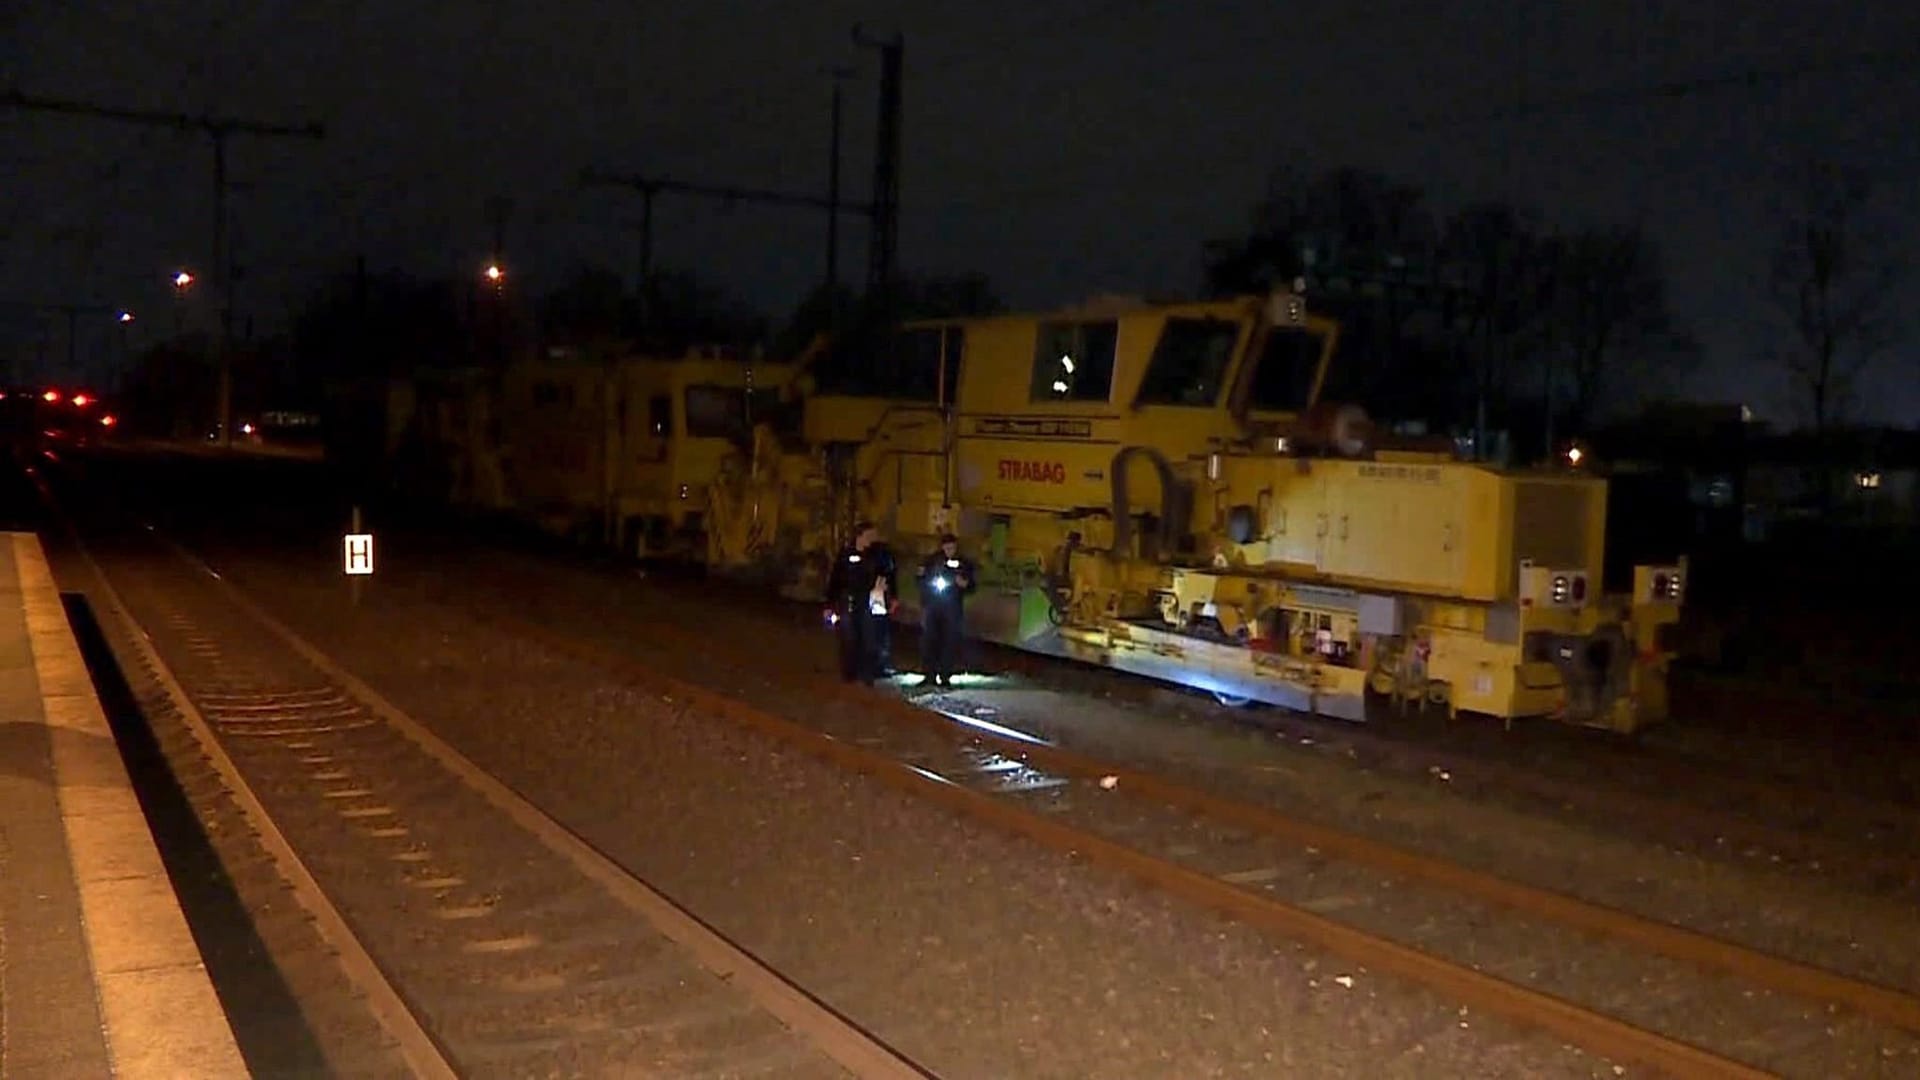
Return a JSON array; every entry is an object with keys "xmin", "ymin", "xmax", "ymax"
[
  {"xmin": 396, "ymin": 291, "xmax": 1683, "ymax": 733},
  {"xmin": 385, "ymin": 345, "xmax": 800, "ymax": 557},
  {"xmin": 702, "ymin": 290, "xmax": 1686, "ymax": 733}
]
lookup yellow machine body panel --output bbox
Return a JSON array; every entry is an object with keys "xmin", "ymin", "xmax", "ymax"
[
  {"xmin": 698, "ymin": 288, "xmax": 1680, "ymax": 734},
  {"xmin": 498, "ymin": 349, "xmax": 793, "ymax": 550},
  {"xmin": 499, "ymin": 359, "xmax": 600, "ymax": 524},
  {"xmin": 1206, "ymin": 455, "xmax": 1608, "ymax": 603},
  {"xmin": 948, "ymin": 298, "xmax": 1266, "ymax": 517}
]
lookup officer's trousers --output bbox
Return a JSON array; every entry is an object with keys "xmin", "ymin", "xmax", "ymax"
[
  {"xmin": 921, "ymin": 603, "xmax": 964, "ymax": 683},
  {"xmin": 837, "ymin": 601, "xmax": 883, "ymax": 683}
]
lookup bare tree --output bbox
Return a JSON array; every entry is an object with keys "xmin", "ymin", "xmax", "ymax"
[
  {"xmin": 1439, "ymin": 202, "xmax": 1561, "ymax": 451},
  {"xmin": 1768, "ymin": 162, "xmax": 1901, "ymax": 432},
  {"xmin": 1552, "ymin": 224, "xmax": 1679, "ymax": 432}
]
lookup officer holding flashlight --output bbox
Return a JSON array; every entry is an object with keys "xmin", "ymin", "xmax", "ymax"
[{"xmin": 916, "ymin": 533, "xmax": 975, "ymax": 688}]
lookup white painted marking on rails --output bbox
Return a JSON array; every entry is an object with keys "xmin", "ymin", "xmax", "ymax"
[
  {"xmin": 226, "ymin": 721, "xmax": 376, "ymax": 737},
  {"xmin": 904, "ymin": 764, "xmax": 955, "ymax": 786},
  {"xmin": 930, "ymin": 706, "xmax": 1052, "ymax": 746},
  {"xmin": 340, "ymin": 805, "xmax": 394, "ymax": 818},
  {"xmin": 391, "ymin": 851, "xmax": 431, "ymax": 862},
  {"xmin": 410, "ymin": 877, "xmax": 465, "ymax": 889},
  {"xmin": 199, "ymin": 690, "xmax": 341, "ymax": 704},
  {"xmin": 311, "ymin": 770, "xmax": 350, "ymax": 781},
  {"xmin": 497, "ymin": 973, "xmax": 567, "ymax": 993},
  {"xmin": 434, "ymin": 906, "xmax": 493, "ymax": 920},
  {"xmin": 365, "ymin": 826, "xmax": 410, "ymax": 838},
  {"xmin": 993, "ymin": 775, "xmax": 1071, "ymax": 794},
  {"xmin": 464, "ymin": 935, "xmax": 540, "ymax": 955},
  {"xmin": 58, "ymin": 532, "xmax": 459, "ymax": 1080},
  {"xmin": 1219, "ymin": 866, "xmax": 1282, "ymax": 885},
  {"xmin": 322, "ymin": 788, "xmax": 375, "ymax": 799},
  {"xmin": 1296, "ymin": 893, "xmax": 1366, "ymax": 913},
  {"xmin": 209, "ymin": 708, "xmax": 361, "ymax": 723},
  {"xmin": 186, "ymin": 565, "xmax": 932, "ymax": 1079}
]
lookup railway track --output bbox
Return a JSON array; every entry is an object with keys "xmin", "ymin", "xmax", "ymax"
[
  {"xmin": 39, "ymin": 452, "xmax": 1920, "ymax": 1077},
  {"xmin": 41, "ymin": 487, "xmax": 927, "ymax": 1079},
  {"xmin": 424, "ymin": 575, "xmax": 1920, "ymax": 1078},
  {"xmin": 577, "ymin": 567, "xmax": 1920, "ymax": 905}
]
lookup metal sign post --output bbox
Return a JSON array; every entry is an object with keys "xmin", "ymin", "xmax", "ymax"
[{"xmin": 344, "ymin": 505, "xmax": 373, "ymax": 607}]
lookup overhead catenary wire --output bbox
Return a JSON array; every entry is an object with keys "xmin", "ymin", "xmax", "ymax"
[{"xmin": 909, "ymin": 35, "xmax": 1920, "ymax": 215}]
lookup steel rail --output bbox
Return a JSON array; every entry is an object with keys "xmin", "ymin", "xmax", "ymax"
[
  {"xmin": 564, "ymin": 587, "xmax": 1920, "ymax": 1036},
  {"xmin": 143, "ymin": 533, "xmax": 932, "ymax": 1080},
  {"xmin": 465, "ymin": 608, "xmax": 1771, "ymax": 1078},
  {"xmin": 37, "ymin": 491, "xmax": 462, "ymax": 1080}
]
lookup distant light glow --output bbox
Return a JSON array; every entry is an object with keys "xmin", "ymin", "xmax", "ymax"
[
  {"xmin": 1050, "ymin": 379, "xmax": 1069, "ymax": 393},
  {"xmin": 42, "ymin": 390, "xmax": 59, "ymax": 403},
  {"xmin": 71, "ymin": 393, "xmax": 90, "ymax": 407},
  {"xmin": 117, "ymin": 311, "xmax": 134, "ymax": 323},
  {"xmin": 240, "ymin": 422, "xmax": 255, "ymax": 435},
  {"xmin": 484, "ymin": 263, "xmax": 504, "ymax": 283},
  {"xmin": 1059, "ymin": 354, "xmax": 1075, "ymax": 373},
  {"xmin": 1566, "ymin": 445, "xmax": 1585, "ymax": 466},
  {"xmin": 173, "ymin": 271, "xmax": 194, "ymax": 288},
  {"xmin": 100, "ymin": 414, "xmax": 117, "ymax": 427}
]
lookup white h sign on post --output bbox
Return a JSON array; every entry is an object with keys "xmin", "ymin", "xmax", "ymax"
[{"xmin": 343, "ymin": 533, "xmax": 374, "ymax": 576}]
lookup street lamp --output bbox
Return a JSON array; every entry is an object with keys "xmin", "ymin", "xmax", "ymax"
[{"xmin": 483, "ymin": 262, "xmax": 504, "ymax": 285}]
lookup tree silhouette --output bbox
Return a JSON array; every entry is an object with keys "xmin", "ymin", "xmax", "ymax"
[{"xmin": 1767, "ymin": 161, "xmax": 1902, "ymax": 432}]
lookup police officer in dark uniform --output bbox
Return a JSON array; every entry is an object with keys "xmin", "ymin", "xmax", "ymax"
[
  {"xmin": 869, "ymin": 536, "xmax": 901, "ymax": 675},
  {"xmin": 916, "ymin": 533, "xmax": 976, "ymax": 687},
  {"xmin": 823, "ymin": 521, "xmax": 895, "ymax": 684}
]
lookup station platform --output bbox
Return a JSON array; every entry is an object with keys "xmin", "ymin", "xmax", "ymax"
[{"xmin": 0, "ymin": 531, "xmax": 246, "ymax": 1078}]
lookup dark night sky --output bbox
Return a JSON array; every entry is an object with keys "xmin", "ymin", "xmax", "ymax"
[{"xmin": 5, "ymin": 1, "xmax": 1916, "ymax": 425}]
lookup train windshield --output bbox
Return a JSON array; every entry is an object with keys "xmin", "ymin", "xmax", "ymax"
[
  {"xmin": 684, "ymin": 385, "xmax": 749, "ymax": 439},
  {"xmin": 1246, "ymin": 326, "xmax": 1328, "ymax": 413},
  {"xmin": 1134, "ymin": 316, "xmax": 1240, "ymax": 407}
]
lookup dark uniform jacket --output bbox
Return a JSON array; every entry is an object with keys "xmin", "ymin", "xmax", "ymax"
[
  {"xmin": 917, "ymin": 551, "xmax": 977, "ymax": 609},
  {"xmin": 826, "ymin": 543, "xmax": 898, "ymax": 609}
]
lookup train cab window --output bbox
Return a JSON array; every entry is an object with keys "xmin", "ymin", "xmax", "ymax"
[
  {"xmin": 1247, "ymin": 327, "xmax": 1322, "ymax": 412},
  {"xmin": 685, "ymin": 385, "xmax": 748, "ymax": 439},
  {"xmin": 647, "ymin": 394, "xmax": 671, "ymax": 437},
  {"xmin": 1029, "ymin": 319, "xmax": 1117, "ymax": 403},
  {"xmin": 1134, "ymin": 317, "xmax": 1240, "ymax": 407},
  {"xmin": 890, "ymin": 328, "xmax": 940, "ymax": 402},
  {"xmin": 942, "ymin": 328, "xmax": 964, "ymax": 405}
]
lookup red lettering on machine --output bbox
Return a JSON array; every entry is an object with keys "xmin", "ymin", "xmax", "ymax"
[{"xmin": 998, "ymin": 459, "xmax": 1067, "ymax": 483}]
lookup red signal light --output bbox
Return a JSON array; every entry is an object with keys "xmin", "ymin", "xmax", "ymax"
[{"xmin": 72, "ymin": 393, "xmax": 91, "ymax": 407}]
